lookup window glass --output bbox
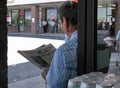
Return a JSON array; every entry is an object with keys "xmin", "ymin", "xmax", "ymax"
[
  {"xmin": 25, "ymin": 9, "xmax": 31, "ymax": 26},
  {"xmin": 12, "ymin": 10, "xmax": 19, "ymax": 26},
  {"xmin": 47, "ymin": 8, "xmax": 57, "ymax": 21},
  {"xmin": 97, "ymin": 0, "xmax": 116, "ymax": 36},
  {"xmin": 97, "ymin": 0, "xmax": 118, "ymax": 76}
]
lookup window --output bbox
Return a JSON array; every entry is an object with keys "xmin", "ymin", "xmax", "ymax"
[
  {"xmin": 25, "ymin": 9, "xmax": 31, "ymax": 26},
  {"xmin": 47, "ymin": 8, "xmax": 57, "ymax": 21},
  {"xmin": 7, "ymin": 10, "xmax": 12, "ymax": 25},
  {"xmin": 97, "ymin": 1, "xmax": 116, "ymax": 31},
  {"xmin": 12, "ymin": 10, "xmax": 19, "ymax": 26}
]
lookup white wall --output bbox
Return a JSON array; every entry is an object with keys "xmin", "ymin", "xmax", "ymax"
[{"xmin": 7, "ymin": 0, "xmax": 68, "ymax": 6}]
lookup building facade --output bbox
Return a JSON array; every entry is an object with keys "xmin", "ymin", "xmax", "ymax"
[
  {"xmin": 7, "ymin": 0, "xmax": 120, "ymax": 35},
  {"xmin": 7, "ymin": 0, "xmax": 67, "ymax": 34}
]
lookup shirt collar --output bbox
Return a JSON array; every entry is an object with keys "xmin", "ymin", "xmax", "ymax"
[{"xmin": 69, "ymin": 30, "xmax": 78, "ymax": 40}]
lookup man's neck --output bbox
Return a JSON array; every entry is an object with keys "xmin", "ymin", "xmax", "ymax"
[{"xmin": 67, "ymin": 30, "xmax": 77, "ymax": 36}]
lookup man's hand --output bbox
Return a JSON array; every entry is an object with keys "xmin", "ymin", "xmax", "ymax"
[{"xmin": 41, "ymin": 67, "xmax": 49, "ymax": 80}]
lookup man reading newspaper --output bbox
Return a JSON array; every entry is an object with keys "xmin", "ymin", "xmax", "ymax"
[{"xmin": 42, "ymin": 1, "xmax": 78, "ymax": 88}]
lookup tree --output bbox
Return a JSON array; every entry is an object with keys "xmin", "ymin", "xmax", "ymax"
[{"xmin": 0, "ymin": 0, "xmax": 8, "ymax": 88}]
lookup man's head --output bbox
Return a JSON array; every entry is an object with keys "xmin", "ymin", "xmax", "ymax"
[{"xmin": 58, "ymin": 1, "xmax": 78, "ymax": 35}]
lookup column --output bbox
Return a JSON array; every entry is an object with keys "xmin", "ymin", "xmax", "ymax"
[
  {"xmin": 31, "ymin": 5, "xmax": 39, "ymax": 34},
  {"xmin": 42, "ymin": 8, "xmax": 46, "ymax": 21}
]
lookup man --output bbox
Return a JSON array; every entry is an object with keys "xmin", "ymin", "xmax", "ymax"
[
  {"xmin": 42, "ymin": 1, "xmax": 78, "ymax": 88},
  {"xmin": 42, "ymin": 19, "xmax": 48, "ymax": 33}
]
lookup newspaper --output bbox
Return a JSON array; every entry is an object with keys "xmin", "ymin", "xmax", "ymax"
[{"xmin": 18, "ymin": 44, "xmax": 56, "ymax": 69}]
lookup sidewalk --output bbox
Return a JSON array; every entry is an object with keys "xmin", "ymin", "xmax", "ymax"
[
  {"xmin": 8, "ymin": 76, "xmax": 46, "ymax": 88},
  {"xmin": 108, "ymin": 52, "xmax": 120, "ymax": 74},
  {"xmin": 8, "ymin": 32, "xmax": 65, "ymax": 40}
]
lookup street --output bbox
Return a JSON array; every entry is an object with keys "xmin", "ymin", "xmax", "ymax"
[{"xmin": 8, "ymin": 36, "xmax": 64, "ymax": 65}]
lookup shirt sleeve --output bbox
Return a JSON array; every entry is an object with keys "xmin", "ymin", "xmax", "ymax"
[{"xmin": 46, "ymin": 49, "xmax": 70, "ymax": 88}]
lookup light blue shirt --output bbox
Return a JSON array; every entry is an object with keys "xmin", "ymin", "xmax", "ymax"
[{"xmin": 46, "ymin": 31, "xmax": 78, "ymax": 88}]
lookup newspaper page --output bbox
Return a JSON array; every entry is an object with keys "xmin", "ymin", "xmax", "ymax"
[{"xmin": 18, "ymin": 44, "xmax": 56, "ymax": 69}]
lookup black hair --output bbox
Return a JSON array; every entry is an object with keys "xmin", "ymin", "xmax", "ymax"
[{"xmin": 58, "ymin": 1, "xmax": 78, "ymax": 26}]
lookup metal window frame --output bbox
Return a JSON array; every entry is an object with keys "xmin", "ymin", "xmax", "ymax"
[{"xmin": 77, "ymin": 0, "xmax": 97, "ymax": 75}]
